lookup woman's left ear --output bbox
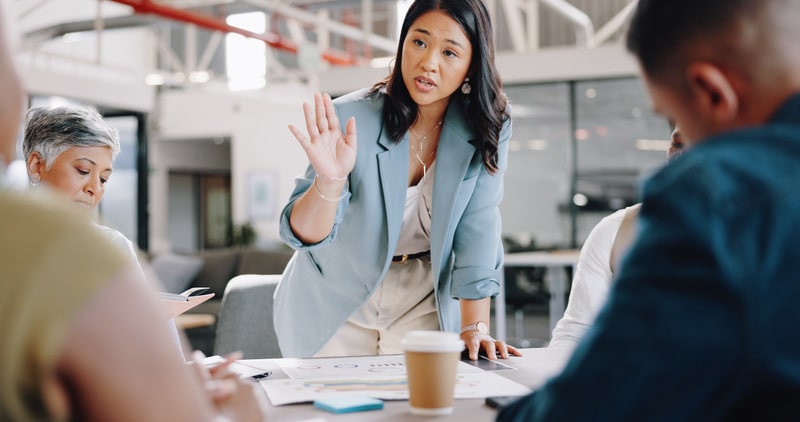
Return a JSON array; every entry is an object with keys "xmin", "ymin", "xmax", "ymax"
[
  {"xmin": 685, "ymin": 62, "xmax": 740, "ymax": 126},
  {"xmin": 26, "ymin": 152, "xmax": 44, "ymax": 186}
]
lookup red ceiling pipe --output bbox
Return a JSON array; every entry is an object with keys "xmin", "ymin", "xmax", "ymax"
[{"xmin": 108, "ymin": 0, "xmax": 358, "ymax": 66}]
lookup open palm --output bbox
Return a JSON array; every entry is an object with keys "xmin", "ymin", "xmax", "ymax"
[{"xmin": 288, "ymin": 92, "xmax": 357, "ymax": 180}]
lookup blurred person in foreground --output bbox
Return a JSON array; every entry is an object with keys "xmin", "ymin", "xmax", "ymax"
[
  {"xmin": 499, "ymin": 0, "xmax": 800, "ymax": 419},
  {"xmin": 0, "ymin": 5, "xmax": 267, "ymax": 421}
]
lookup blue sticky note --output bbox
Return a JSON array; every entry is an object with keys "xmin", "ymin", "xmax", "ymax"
[{"xmin": 313, "ymin": 396, "xmax": 384, "ymax": 414}]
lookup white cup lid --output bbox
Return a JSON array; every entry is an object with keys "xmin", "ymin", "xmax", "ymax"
[{"xmin": 401, "ymin": 330, "xmax": 465, "ymax": 353}]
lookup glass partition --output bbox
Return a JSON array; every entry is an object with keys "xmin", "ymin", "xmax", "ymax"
[
  {"xmin": 502, "ymin": 83, "xmax": 572, "ymax": 251},
  {"xmin": 501, "ymin": 77, "xmax": 671, "ymax": 250}
]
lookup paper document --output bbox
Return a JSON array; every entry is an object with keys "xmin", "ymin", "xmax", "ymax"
[
  {"xmin": 260, "ymin": 355, "xmax": 531, "ymax": 406},
  {"xmin": 160, "ymin": 287, "xmax": 214, "ymax": 317},
  {"xmin": 159, "ymin": 287, "xmax": 211, "ymax": 302}
]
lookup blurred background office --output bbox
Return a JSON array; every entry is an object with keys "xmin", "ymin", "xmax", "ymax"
[{"xmin": 5, "ymin": 0, "xmax": 667, "ymax": 349}]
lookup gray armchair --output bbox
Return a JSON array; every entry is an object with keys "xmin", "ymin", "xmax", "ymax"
[{"xmin": 213, "ymin": 274, "xmax": 283, "ymax": 359}]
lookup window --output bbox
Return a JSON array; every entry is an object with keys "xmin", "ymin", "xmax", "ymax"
[
  {"xmin": 502, "ymin": 77, "xmax": 671, "ymax": 250},
  {"xmin": 226, "ymin": 12, "xmax": 267, "ymax": 91}
]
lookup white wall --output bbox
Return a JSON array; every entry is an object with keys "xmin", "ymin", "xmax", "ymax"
[{"xmin": 153, "ymin": 84, "xmax": 312, "ymax": 250}]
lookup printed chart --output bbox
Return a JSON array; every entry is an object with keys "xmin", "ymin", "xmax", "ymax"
[{"xmin": 260, "ymin": 355, "xmax": 531, "ymax": 406}]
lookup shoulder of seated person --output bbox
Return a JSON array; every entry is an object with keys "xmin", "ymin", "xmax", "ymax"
[
  {"xmin": 3, "ymin": 189, "xmax": 90, "ymax": 223},
  {"xmin": 3, "ymin": 190, "xmax": 125, "ymax": 253}
]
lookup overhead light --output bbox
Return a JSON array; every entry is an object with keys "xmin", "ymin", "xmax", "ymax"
[
  {"xmin": 635, "ymin": 139, "xmax": 670, "ymax": 151},
  {"xmin": 145, "ymin": 73, "xmax": 165, "ymax": 86},
  {"xmin": 574, "ymin": 128, "xmax": 590, "ymax": 141},
  {"xmin": 573, "ymin": 193, "xmax": 588, "ymax": 207},
  {"xmin": 526, "ymin": 139, "xmax": 548, "ymax": 150},
  {"xmin": 190, "ymin": 71, "xmax": 210, "ymax": 83},
  {"xmin": 509, "ymin": 140, "xmax": 522, "ymax": 152},
  {"xmin": 585, "ymin": 88, "xmax": 597, "ymax": 99}
]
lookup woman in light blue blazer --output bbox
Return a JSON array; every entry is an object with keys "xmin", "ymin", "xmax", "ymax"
[{"xmin": 275, "ymin": 0, "xmax": 521, "ymax": 360}]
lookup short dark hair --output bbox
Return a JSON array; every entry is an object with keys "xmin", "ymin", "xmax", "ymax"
[
  {"xmin": 626, "ymin": 0, "xmax": 765, "ymax": 81},
  {"xmin": 370, "ymin": 0, "xmax": 508, "ymax": 174}
]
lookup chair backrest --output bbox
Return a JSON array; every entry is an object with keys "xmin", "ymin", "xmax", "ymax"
[{"xmin": 214, "ymin": 274, "xmax": 282, "ymax": 359}]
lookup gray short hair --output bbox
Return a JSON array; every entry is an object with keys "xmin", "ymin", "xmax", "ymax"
[{"xmin": 22, "ymin": 105, "xmax": 120, "ymax": 169}]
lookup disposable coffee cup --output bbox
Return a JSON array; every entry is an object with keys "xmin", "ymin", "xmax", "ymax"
[{"xmin": 401, "ymin": 330, "xmax": 465, "ymax": 415}]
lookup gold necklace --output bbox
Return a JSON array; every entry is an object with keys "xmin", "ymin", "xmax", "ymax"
[{"xmin": 410, "ymin": 120, "xmax": 443, "ymax": 176}]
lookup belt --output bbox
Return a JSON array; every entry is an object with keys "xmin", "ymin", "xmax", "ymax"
[{"xmin": 392, "ymin": 250, "xmax": 430, "ymax": 264}]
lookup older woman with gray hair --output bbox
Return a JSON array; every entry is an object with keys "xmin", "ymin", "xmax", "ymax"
[
  {"xmin": 24, "ymin": 106, "xmax": 119, "ymax": 206},
  {"xmin": 22, "ymin": 105, "xmax": 135, "ymax": 259},
  {"xmin": 22, "ymin": 105, "xmax": 185, "ymax": 353}
]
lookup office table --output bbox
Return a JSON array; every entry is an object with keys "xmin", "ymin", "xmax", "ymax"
[
  {"xmin": 244, "ymin": 347, "xmax": 571, "ymax": 421},
  {"xmin": 499, "ymin": 250, "xmax": 580, "ymax": 341}
]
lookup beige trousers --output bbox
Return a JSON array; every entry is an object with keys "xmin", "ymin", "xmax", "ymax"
[{"xmin": 314, "ymin": 257, "xmax": 439, "ymax": 357}]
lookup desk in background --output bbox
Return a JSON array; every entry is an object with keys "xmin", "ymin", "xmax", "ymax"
[
  {"xmin": 498, "ymin": 250, "xmax": 580, "ymax": 342},
  {"xmin": 244, "ymin": 347, "xmax": 571, "ymax": 421}
]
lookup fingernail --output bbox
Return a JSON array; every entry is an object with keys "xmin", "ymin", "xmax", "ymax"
[{"xmin": 226, "ymin": 351, "xmax": 244, "ymax": 361}]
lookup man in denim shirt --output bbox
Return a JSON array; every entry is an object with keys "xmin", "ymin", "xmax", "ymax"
[{"xmin": 499, "ymin": 0, "xmax": 800, "ymax": 420}]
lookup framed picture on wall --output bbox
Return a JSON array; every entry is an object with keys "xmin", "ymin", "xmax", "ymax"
[{"xmin": 247, "ymin": 170, "xmax": 278, "ymax": 220}]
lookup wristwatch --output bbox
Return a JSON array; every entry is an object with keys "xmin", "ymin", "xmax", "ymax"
[{"xmin": 460, "ymin": 321, "xmax": 489, "ymax": 335}]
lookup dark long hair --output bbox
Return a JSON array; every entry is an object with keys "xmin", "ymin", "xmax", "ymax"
[{"xmin": 369, "ymin": 0, "xmax": 508, "ymax": 174}]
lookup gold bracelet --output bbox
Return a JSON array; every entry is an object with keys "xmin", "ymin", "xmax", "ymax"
[{"xmin": 313, "ymin": 175, "xmax": 348, "ymax": 202}]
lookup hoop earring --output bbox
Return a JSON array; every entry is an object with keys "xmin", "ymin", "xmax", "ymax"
[{"xmin": 461, "ymin": 78, "xmax": 471, "ymax": 95}]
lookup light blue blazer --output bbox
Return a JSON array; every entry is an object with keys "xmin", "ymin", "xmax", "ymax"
[{"xmin": 275, "ymin": 87, "xmax": 511, "ymax": 357}]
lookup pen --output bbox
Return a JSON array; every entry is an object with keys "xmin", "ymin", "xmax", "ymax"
[{"xmin": 250, "ymin": 370, "xmax": 272, "ymax": 380}]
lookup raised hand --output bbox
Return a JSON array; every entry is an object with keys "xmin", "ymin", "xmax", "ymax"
[{"xmin": 288, "ymin": 92, "xmax": 357, "ymax": 181}]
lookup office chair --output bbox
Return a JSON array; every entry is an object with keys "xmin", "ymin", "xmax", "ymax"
[
  {"xmin": 214, "ymin": 274, "xmax": 283, "ymax": 359},
  {"xmin": 503, "ymin": 265, "xmax": 551, "ymax": 348}
]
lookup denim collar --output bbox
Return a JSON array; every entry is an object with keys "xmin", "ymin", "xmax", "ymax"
[{"xmin": 768, "ymin": 92, "xmax": 800, "ymax": 125}]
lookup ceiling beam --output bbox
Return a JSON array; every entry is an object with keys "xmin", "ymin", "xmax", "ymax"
[{"xmin": 107, "ymin": 0, "xmax": 361, "ymax": 65}]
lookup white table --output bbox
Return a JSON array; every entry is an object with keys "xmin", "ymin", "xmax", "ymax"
[
  {"xmin": 498, "ymin": 251, "xmax": 580, "ymax": 342},
  {"xmin": 243, "ymin": 347, "xmax": 572, "ymax": 421}
]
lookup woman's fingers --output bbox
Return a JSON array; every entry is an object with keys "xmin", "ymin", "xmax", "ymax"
[
  {"xmin": 343, "ymin": 117, "xmax": 357, "ymax": 148},
  {"xmin": 481, "ymin": 338, "xmax": 499, "ymax": 360},
  {"xmin": 208, "ymin": 351, "xmax": 244, "ymax": 378},
  {"xmin": 323, "ymin": 93, "xmax": 339, "ymax": 131},
  {"xmin": 462, "ymin": 333, "xmax": 524, "ymax": 361},
  {"xmin": 314, "ymin": 92, "xmax": 330, "ymax": 134},
  {"xmin": 466, "ymin": 338, "xmax": 481, "ymax": 360},
  {"xmin": 495, "ymin": 340, "xmax": 510, "ymax": 359},
  {"xmin": 302, "ymin": 101, "xmax": 319, "ymax": 139},
  {"xmin": 288, "ymin": 124, "xmax": 309, "ymax": 148},
  {"xmin": 489, "ymin": 341, "xmax": 523, "ymax": 359}
]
